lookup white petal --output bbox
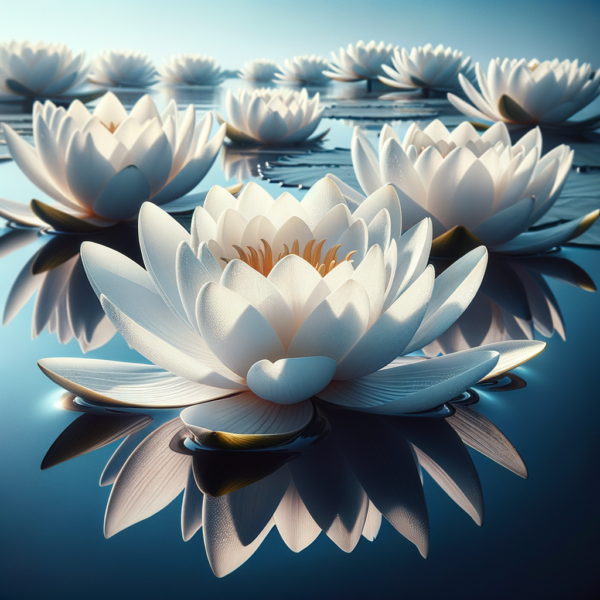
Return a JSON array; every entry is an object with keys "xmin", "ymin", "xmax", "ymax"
[
  {"xmin": 287, "ymin": 279, "xmax": 370, "ymax": 362},
  {"xmin": 247, "ymin": 357, "xmax": 337, "ymax": 404},
  {"xmin": 336, "ymin": 266, "xmax": 434, "ymax": 379},
  {"xmin": 405, "ymin": 246, "xmax": 488, "ymax": 352},
  {"xmin": 317, "ymin": 350, "xmax": 499, "ymax": 414},
  {"xmin": 197, "ymin": 282, "xmax": 285, "ymax": 377}
]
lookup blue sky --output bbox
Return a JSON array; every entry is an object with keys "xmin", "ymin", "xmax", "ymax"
[{"xmin": 0, "ymin": 0, "xmax": 599, "ymax": 69}]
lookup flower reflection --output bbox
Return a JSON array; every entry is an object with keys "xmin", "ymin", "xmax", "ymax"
[
  {"xmin": 424, "ymin": 253, "xmax": 595, "ymax": 356},
  {"xmin": 42, "ymin": 396, "xmax": 528, "ymax": 577},
  {"xmin": 0, "ymin": 223, "xmax": 142, "ymax": 352}
]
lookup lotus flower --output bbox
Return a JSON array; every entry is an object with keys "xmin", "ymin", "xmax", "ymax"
[
  {"xmin": 88, "ymin": 50, "xmax": 157, "ymax": 88},
  {"xmin": 38, "ymin": 177, "xmax": 544, "ymax": 438},
  {"xmin": 275, "ymin": 56, "xmax": 331, "ymax": 85},
  {"xmin": 448, "ymin": 58, "xmax": 600, "ymax": 130},
  {"xmin": 159, "ymin": 54, "xmax": 225, "ymax": 86},
  {"xmin": 379, "ymin": 44, "xmax": 474, "ymax": 92},
  {"xmin": 216, "ymin": 88, "xmax": 327, "ymax": 145},
  {"xmin": 0, "ymin": 40, "xmax": 90, "ymax": 99},
  {"xmin": 0, "ymin": 92, "xmax": 226, "ymax": 232},
  {"xmin": 239, "ymin": 59, "xmax": 280, "ymax": 82},
  {"xmin": 42, "ymin": 401, "xmax": 528, "ymax": 576},
  {"xmin": 324, "ymin": 41, "xmax": 397, "ymax": 82},
  {"xmin": 339, "ymin": 121, "xmax": 598, "ymax": 255}
]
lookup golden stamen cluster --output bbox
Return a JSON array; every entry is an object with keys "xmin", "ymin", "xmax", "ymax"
[{"xmin": 222, "ymin": 238, "xmax": 356, "ymax": 277}]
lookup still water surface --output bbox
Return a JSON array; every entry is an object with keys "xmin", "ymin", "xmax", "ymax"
[{"xmin": 1, "ymin": 80, "xmax": 599, "ymax": 599}]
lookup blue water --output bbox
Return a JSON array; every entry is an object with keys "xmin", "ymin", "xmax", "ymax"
[{"xmin": 1, "ymin": 81, "xmax": 599, "ymax": 599}]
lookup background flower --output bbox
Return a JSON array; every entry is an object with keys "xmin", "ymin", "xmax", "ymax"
[
  {"xmin": 275, "ymin": 56, "xmax": 331, "ymax": 85},
  {"xmin": 448, "ymin": 58, "xmax": 600, "ymax": 129},
  {"xmin": 88, "ymin": 50, "xmax": 156, "ymax": 88},
  {"xmin": 0, "ymin": 92, "xmax": 226, "ymax": 231},
  {"xmin": 324, "ymin": 40, "xmax": 397, "ymax": 82},
  {"xmin": 216, "ymin": 88, "xmax": 327, "ymax": 145},
  {"xmin": 159, "ymin": 54, "xmax": 225, "ymax": 86},
  {"xmin": 239, "ymin": 59, "xmax": 280, "ymax": 82},
  {"xmin": 0, "ymin": 40, "xmax": 89, "ymax": 99},
  {"xmin": 379, "ymin": 44, "xmax": 474, "ymax": 92},
  {"xmin": 341, "ymin": 121, "xmax": 598, "ymax": 254}
]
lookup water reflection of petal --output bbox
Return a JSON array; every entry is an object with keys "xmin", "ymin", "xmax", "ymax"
[
  {"xmin": 0, "ymin": 223, "xmax": 142, "ymax": 352},
  {"xmin": 41, "ymin": 395, "xmax": 531, "ymax": 577},
  {"xmin": 425, "ymin": 254, "xmax": 595, "ymax": 355}
]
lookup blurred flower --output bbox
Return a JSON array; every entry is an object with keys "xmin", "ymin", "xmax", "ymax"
[
  {"xmin": 338, "ymin": 120, "xmax": 598, "ymax": 255},
  {"xmin": 379, "ymin": 44, "xmax": 474, "ymax": 92},
  {"xmin": 324, "ymin": 41, "xmax": 397, "ymax": 82},
  {"xmin": 42, "ymin": 401, "xmax": 528, "ymax": 576},
  {"xmin": 88, "ymin": 50, "xmax": 156, "ymax": 88},
  {"xmin": 0, "ymin": 40, "xmax": 89, "ymax": 99},
  {"xmin": 39, "ymin": 178, "xmax": 543, "ymax": 431},
  {"xmin": 275, "ymin": 56, "xmax": 331, "ymax": 85},
  {"xmin": 448, "ymin": 58, "xmax": 600, "ymax": 130},
  {"xmin": 159, "ymin": 55, "xmax": 225, "ymax": 86},
  {"xmin": 239, "ymin": 59, "xmax": 280, "ymax": 82},
  {"xmin": 0, "ymin": 92, "xmax": 226, "ymax": 232},
  {"xmin": 216, "ymin": 88, "xmax": 327, "ymax": 145}
]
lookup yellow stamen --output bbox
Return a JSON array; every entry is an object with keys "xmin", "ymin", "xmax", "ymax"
[{"xmin": 222, "ymin": 238, "xmax": 354, "ymax": 278}]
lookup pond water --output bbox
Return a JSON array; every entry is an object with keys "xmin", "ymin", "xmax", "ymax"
[{"xmin": 1, "ymin": 80, "xmax": 599, "ymax": 599}]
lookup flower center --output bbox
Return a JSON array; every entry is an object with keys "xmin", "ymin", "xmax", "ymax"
[
  {"xmin": 222, "ymin": 239, "xmax": 356, "ymax": 277},
  {"xmin": 102, "ymin": 121, "xmax": 121, "ymax": 134}
]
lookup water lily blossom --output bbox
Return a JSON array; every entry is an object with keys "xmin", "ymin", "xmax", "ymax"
[
  {"xmin": 0, "ymin": 92, "xmax": 226, "ymax": 232},
  {"xmin": 159, "ymin": 55, "xmax": 225, "ymax": 86},
  {"xmin": 239, "ymin": 59, "xmax": 280, "ymax": 82},
  {"xmin": 339, "ymin": 121, "xmax": 598, "ymax": 254},
  {"xmin": 0, "ymin": 40, "xmax": 90, "ymax": 100},
  {"xmin": 448, "ymin": 58, "xmax": 600, "ymax": 130},
  {"xmin": 88, "ymin": 50, "xmax": 157, "ymax": 88},
  {"xmin": 38, "ymin": 177, "xmax": 544, "ymax": 444},
  {"xmin": 379, "ymin": 44, "xmax": 474, "ymax": 92},
  {"xmin": 275, "ymin": 56, "xmax": 331, "ymax": 85},
  {"xmin": 216, "ymin": 88, "xmax": 328, "ymax": 145},
  {"xmin": 324, "ymin": 41, "xmax": 397, "ymax": 82}
]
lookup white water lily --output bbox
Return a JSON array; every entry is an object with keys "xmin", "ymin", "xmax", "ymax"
[
  {"xmin": 324, "ymin": 40, "xmax": 397, "ymax": 82},
  {"xmin": 216, "ymin": 88, "xmax": 327, "ymax": 145},
  {"xmin": 339, "ymin": 120, "xmax": 598, "ymax": 254},
  {"xmin": 88, "ymin": 50, "xmax": 156, "ymax": 88},
  {"xmin": 379, "ymin": 44, "xmax": 474, "ymax": 92},
  {"xmin": 0, "ymin": 92, "xmax": 226, "ymax": 232},
  {"xmin": 0, "ymin": 40, "xmax": 89, "ymax": 99},
  {"xmin": 239, "ymin": 59, "xmax": 280, "ymax": 82},
  {"xmin": 38, "ymin": 177, "xmax": 544, "ymax": 437},
  {"xmin": 159, "ymin": 55, "xmax": 225, "ymax": 86},
  {"xmin": 275, "ymin": 56, "xmax": 331, "ymax": 85},
  {"xmin": 448, "ymin": 58, "xmax": 600, "ymax": 129}
]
